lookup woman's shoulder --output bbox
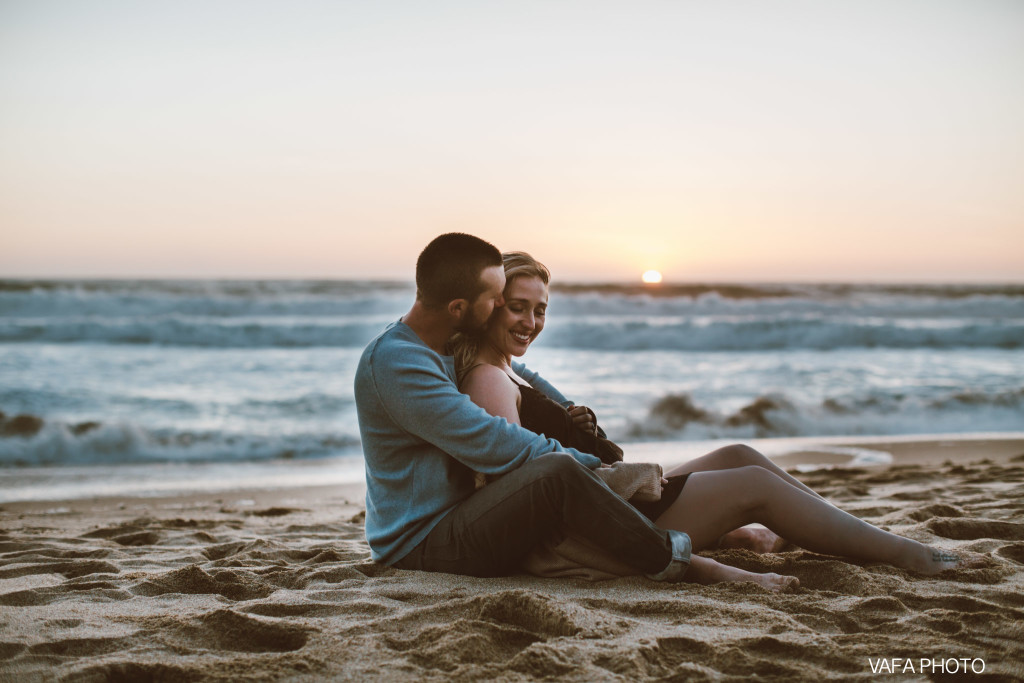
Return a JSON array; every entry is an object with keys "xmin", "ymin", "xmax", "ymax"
[
  {"xmin": 461, "ymin": 363, "xmax": 517, "ymax": 390},
  {"xmin": 460, "ymin": 363, "xmax": 523, "ymax": 420}
]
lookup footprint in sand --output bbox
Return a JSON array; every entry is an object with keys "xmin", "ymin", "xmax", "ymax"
[
  {"xmin": 996, "ymin": 543, "xmax": 1024, "ymax": 564},
  {"xmin": 470, "ymin": 589, "xmax": 581, "ymax": 638},
  {"xmin": 903, "ymin": 503, "xmax": 965, "ymax": 522},
  {"xmin": 375, "ymin": 590, "xmax": 582, "ymax": 673}
]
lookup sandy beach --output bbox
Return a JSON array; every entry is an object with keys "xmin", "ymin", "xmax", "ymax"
[{"xmin": 2, "ymin": 436, "xmax": 1023, "ymax": 681}]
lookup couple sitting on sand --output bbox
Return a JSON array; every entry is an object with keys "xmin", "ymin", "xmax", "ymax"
[{"xmin": 354, "ymin": 233, "xmax": 961, "ymax": 589}]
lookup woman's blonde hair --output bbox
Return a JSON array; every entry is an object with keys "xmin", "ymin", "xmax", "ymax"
[{"xmin": 448, "ymin": 251, "xmax": 550, "ymax": 385}]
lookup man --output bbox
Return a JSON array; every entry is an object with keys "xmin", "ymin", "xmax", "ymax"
[{"xmin": 354, "ymin": 233, "xmax": 689, "ymax": 579}]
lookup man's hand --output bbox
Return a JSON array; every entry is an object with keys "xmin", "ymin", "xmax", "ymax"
[{"xmin": 566, "ymin": 404, "xmax": 597, "ymax": 434}]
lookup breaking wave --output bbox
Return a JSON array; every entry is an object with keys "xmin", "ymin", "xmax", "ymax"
[
  {"xmin": 0, "ymin": 411, "xmax": 361, "ymax": 467},
  {"xmin": 624, "ymin": 387, "xmax": 1024, "ymax": 441}
]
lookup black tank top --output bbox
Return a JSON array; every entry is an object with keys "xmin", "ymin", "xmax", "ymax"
[{"xmin": 516, "ymin": 380, "xmax": 623, "ymax": 465}]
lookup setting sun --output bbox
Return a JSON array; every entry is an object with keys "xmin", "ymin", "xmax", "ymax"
[{"xmin": 642, "ymin": 270, "xmax": 663, "ymax": 284}]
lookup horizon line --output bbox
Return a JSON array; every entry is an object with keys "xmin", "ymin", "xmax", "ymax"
[{"xmin": 2, "ymin": 274, "xmax": 1023, "ymax": 287}]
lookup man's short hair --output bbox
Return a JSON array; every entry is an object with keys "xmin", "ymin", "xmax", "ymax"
[{"xmin": 415, "ymin": 233, "xmax": 503, "ymax": 308}]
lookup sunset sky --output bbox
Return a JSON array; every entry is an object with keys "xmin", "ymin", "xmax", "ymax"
[{"xmin": 1, "ymin": 1, "xmax": 1022, "ymax": 282}]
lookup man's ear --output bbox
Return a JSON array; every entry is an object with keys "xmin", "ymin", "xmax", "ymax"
[{"xmin": 447, "ymin": 299, "xmax": 468, "ymax": 321}]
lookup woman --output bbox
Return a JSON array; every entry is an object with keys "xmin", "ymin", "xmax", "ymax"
[{"xmin": 450, "ymin": 252, "xmax": 964, "ymax": 589}]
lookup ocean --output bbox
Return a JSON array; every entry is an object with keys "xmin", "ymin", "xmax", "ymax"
[{"xmin": 2, "ymin": 279, "xmax": 1022, "ymax": 501}]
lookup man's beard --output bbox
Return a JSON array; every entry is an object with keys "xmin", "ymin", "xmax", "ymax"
[{"xmin": 455, "ymin": 306, "xmax": 489, "ymax": 334}]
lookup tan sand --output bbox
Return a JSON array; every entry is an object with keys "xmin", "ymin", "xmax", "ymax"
[{"xmin": 2, "ymin": 437, "xmax": 1023, "ymax": 681}]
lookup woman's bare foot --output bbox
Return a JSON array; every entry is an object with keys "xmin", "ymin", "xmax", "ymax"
[
  {"xmin": 718, "ymin": 526, "xmax": 789, "ymax": 553},
  {"xmin": 900, "ymin": 542, "xmax": 963, "ymax": 575},
  {"xmin": 687, "ymin": 555, "xmax": 800, "ymax": 593}
]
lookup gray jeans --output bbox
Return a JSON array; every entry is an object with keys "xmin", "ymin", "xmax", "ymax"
[{"xmin": 394, "ymin": 452, "xmax": 675, "ymax": 577}]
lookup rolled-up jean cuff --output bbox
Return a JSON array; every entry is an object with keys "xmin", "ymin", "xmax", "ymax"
[
  {"xmin": 669, "ymin": 529, "xmax": 692, "ymax": 564},
  {"xmin": 646, "ymin": 530, "xmax": 691, "ymax": 582}
]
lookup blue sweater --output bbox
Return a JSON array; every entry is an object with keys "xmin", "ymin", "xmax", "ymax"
[{"xmin": 355, "ymin": 320, "xmax": 601, "ymax": 564}]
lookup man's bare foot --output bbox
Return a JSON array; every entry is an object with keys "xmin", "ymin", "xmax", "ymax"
[
  {"xmin": 718, "ymin": 526, "xmax": 788, "ymax": 554},
  {"xmin": 751, "ymin": 572, "xmax": 801, "ymax": 593},
  {"xmin": 687, "ymin": 555, "xmax": 800, "ymax": 593}
]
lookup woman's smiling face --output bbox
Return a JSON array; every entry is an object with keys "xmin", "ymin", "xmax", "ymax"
[{"xmin": 486, "ymin": 274, "xmax": 548, "ymax": 358}]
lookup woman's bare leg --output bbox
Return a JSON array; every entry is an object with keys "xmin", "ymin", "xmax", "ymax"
[
  {"xmin": 656, "ymin": 466, "xmax": 958, "ymax": 575},
  {"xmin": 685, "ymin": 554, "xmax": 799, "ymax": 592},
  {"xmin": 665, "ymin": 444, "xmax": 824, "ymax": 552},
  {"xmin": 665, "ymin": 443, "xmax": 823, "ymax": 499}
]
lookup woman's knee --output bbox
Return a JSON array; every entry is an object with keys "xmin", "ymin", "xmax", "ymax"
[
  {"xmin": 728, "ymin": 465, "xmax": 785, "ymax": 507},
  {"xmin": 718, "ymin": 443, "xmax": 769, "ymax": 468}
]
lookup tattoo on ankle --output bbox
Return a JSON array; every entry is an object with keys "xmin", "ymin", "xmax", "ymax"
[{"xmin": 932, "ymin": 552, "xmax": 958, "ymax": 562}]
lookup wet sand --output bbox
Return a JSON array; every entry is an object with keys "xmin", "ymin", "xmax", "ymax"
[{"xmin": 2, "ymin": 437, "xmax": 1023, "ymax": 681}]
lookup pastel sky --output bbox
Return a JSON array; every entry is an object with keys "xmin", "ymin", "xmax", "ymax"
[{"xmin": 1, "ymin": 1, "xmax": 1022, "ymax": 282}]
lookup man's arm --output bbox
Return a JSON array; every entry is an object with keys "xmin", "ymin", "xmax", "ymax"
[{"xmin": 371, "ymin": 342, "xmax": 600, "ymax": 473}]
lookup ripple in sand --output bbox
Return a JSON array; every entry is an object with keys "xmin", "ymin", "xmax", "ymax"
[
  {"xmin": 592, "ymin": 634, "xmax": 852, "ymax": 680},
  {"xmin": 0, "ymin": 642, "xmax": 27, "ymax": 659},
  {"xmin": 926, "ymin": 517, "xmax": 1024, "ymax": 540},
  {"xmin": 59, "ymin": 661, "xmax": 198, "ymax": 683},
  {"xmin": 893, "ymin": 591, "xmax": 1018, "ymax": 616},
  {"xmin": 249, "ymin": 506, "xmax": 300, "ymax": 517},
  {"xmin": 383, "ymin": 618, "xmax": 542, "ymax": 672},
  {"xmin": 243, "ymin": 600, "xmax": 378, "ymax": 618},
  {"xmin": 135, "ymin": 608, "xmax": 313, "ymax": 654},
  {"xmin": 131, "ymin": 564, "xmax": 276, "ymax": 600},
  {"xmin": 507, "ymin": 642, "xmax": 584, "ymax": 677},
  {"xmin": 1, "ymin": 581, "xmax": 134, "ymax": 606},
  {"xmin": 787, "ymin": 604, "xmax": 862, "ymax": 635},
  {"xmin": 27, "ymin": 636, "xmax": 132, "ymax": 658},
  {"xmin": 0, "ymin": 559, "xmax": 119, "ymax": 580},
  {"xmin": 110, "ymin": 531, "xmax": 162, "ymax": 546}
]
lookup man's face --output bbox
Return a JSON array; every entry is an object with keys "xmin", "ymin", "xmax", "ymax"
[{"xmin": 457, "ymin": 265, "xmax": 505, "ymax": 333}]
